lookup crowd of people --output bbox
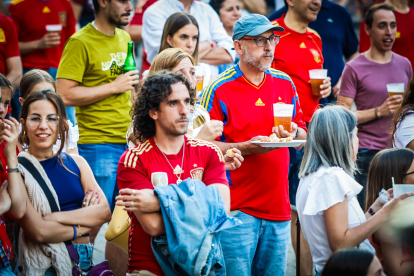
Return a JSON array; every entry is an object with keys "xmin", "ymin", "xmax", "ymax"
[{"xmin": 0, "ymin": 0, "xmax": 414, "ymax": 275}]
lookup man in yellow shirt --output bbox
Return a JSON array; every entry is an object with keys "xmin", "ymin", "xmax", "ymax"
[{"xmin": 57, "ymin": 0, "xmax": 138, "ymax": 273}]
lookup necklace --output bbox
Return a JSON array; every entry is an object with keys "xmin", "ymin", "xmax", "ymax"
[
  {"xmin": 154, "ymin": 139, "xmax": 185, "ymax": 184},
  {"xmin": 27, "ymin": 149, "xmax": 54, "ymax": 161}
]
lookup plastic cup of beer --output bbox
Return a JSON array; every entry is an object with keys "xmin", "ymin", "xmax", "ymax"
[
  {"xmin": 309, "ymin": 69, "xmax": 328, "ymax": 96},
  {"xmin": 387, "ymin": 83, "xmax": 405, "ymax": 97},
  {"xmin": 194, "ymin": 66, "xmax": 205, "ymax": 95},
  {"xmin": 45, "ymin": 24, "xmax": 62, "ymax": 35},
  {"xmin": 273, "ymin": 104, "xmax": 294, "ymax": 132}
]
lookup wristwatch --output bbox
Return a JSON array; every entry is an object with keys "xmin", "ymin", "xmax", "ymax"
[{"xmin": 7, "ymin": 164, "xmax": 22, "ymax": 173}]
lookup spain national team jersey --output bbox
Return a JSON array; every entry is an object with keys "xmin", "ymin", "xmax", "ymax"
[
  {"xmin": 8, "ymin": 0, "xmax": 76, "ymax": 70},
  {"xmin": 0, "ymin": 14, "xmax": 20, "ymax": 75},
  {"xmin": 272, "ymin": 14, "xmax": 324, "ymax": 124},
  {"xmin": 200, "ymin": 64, "xmax": 307, "ymax": 221},
  {"xmin": 117, "ymin": 136, "xmax": 228, "ymax": 275}
]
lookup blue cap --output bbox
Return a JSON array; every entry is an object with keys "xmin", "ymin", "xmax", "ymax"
[{"xmin": 232, "ymin": 14, "xmax": 284, "ymax": 41}]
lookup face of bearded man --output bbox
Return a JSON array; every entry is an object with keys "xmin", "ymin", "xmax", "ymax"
[{"xmin": 239, "ymin": 30, "xmax": 276, "ymax": 72}]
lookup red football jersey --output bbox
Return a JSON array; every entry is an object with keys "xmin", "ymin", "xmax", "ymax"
[
  {"xmin": 8, "ymin": 0, "xmax": 76, "ymax": 70},
  {"xmin": 0, "ymin": 14, "xmax": 20, "ymax": 75},
  {"xmin": 271, "ymin": 15, "xmax": 324, "ymax": 124},
  {"xmin": 200, "ymin": 64, "xmax": 307, "ymax": 221},
  {"xmin": 117, "ymin": 136, "xmax": 228, "ymax": 275},
  {"xmin": 359, "ymin": 9, "xmax": 414, "ymax": 71}
]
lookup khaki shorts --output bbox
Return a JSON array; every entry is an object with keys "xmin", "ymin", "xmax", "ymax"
[{"xmin": 126, "ymin": 270, "xmax": 158, "ymax": 276}]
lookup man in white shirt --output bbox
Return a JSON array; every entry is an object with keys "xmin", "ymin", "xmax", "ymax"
[{"xmin": 142, "ymin": 0, "xmax": 235, "ymax": 77}]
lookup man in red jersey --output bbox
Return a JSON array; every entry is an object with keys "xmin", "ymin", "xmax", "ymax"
[
  {"xmin": 200, "ymin": 14, "xmax": 307, "ymax": 276},
  {"xmin": 0, "ymin": 13, "xmax": 21, "ymax": 100},
  {"xmin": 359, "ymin": 0, "xmax": 414, "ymax": 71},
  {"xmin": 8, "ymin": 0, "xmax": 76, "ymax": 121},
  {"xmin": 116, "ymin": 71, "xmax": 231, "ymax": 276}
]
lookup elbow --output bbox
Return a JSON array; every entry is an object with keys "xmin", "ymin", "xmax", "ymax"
[
  {"xmin": 142, "ymin": 221, "xmax": 164, "ymax": 236},
  {"xmin": 224, "ymin": 53, "xmax": 233, "ymax": 64},
  {"xmin": 103, "ymin": 206, "xmax": 112, "ymax": 223},
  {"xmin": 11, "ymin": 208, "xmax": 26, "ymax": 220},
  {"xmin": 32, "ymin": 229, "xmax": 46, "ymax": 243}
]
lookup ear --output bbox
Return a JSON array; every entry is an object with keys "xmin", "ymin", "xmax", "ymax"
[
  {"xmin": 19, "ymin": 97, "xmax": 24, "ymax": 106},
  {"xmin": 166, "ymin": 35, "xmax": 173, "ymax": 47},
  {"xmin": 286, "ymin": 0, "xmax": 294, "ymax": 9},
  {"xmin": 97, "ymin": 0, "xmax": 108, "ymax": 9},
  {"xmin": 233, "ymin": 40, "xmax": 244, "ymax": 57},
  {"xmin": 364, "ymin": 24, "xmax": 370, "ymax": 37},
  {"xmin": 149, "ymin": 109, "xmax": 158, "ymax": 121}
]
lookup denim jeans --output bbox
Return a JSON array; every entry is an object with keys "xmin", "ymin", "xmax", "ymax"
[
  {"xmin": 78, "ymin": 143, "xmax": 127, "ymax": 211},
  {"xmin": 220, "ymin": 211, "xmax": 290, "ymax": 276},
  {"xmin": 355, "ymin": 149, "xmax": 379, "ymax": 210},
  {"xmin": 14, "ymin": 68, "xmax": 77, "ymax": 125},
  {"xmin": 74, "ymin": 243, "xmax": 93, "ymax": 271}
]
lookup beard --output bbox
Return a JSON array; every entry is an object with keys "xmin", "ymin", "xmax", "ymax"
[
  {"xmin": 107, "ymin": 10, "xmax": 130, "ymax": 26},
  {"xmin": 159, "ymin": 116, "xmax": 189, "ymax": 137},
  {"xmin": 242, "ymin": 47, "xmax": 274, "ymax": 72}
]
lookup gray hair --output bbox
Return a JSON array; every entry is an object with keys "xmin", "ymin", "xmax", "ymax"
[{"xmin": 299, "ymin": 105, "xmax": 358, "ymax": 178}]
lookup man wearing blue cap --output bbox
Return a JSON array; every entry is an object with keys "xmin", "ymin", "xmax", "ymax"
[{"xmin": 201, "ymin": 14, "xmax": 307, "ymax": 276}]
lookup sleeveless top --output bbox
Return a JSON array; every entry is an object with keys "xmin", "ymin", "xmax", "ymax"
[{"xmin": 40, "ymin": 153, "xmax": 84, "ymax": 211}]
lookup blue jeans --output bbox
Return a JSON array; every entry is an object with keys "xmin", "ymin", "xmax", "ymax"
[
  {"xmin": 355, "ymin": 149, "xmax": 379, "ymax": 210},
  {"xmin": 15, "ymin": 68, "xmax": 77, "ymax": 125},
  {"xmin": 78, "ymin": 143, "xmax": 127, "ymax": 212},
  {"xmin": 220, "ymin": 211, "xmax": 290, "ymax": 276}
]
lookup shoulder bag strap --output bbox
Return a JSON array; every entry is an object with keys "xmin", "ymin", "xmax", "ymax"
[{"xmin": 17, "ymin": 156, "xmax": 79, "ymax": 262}]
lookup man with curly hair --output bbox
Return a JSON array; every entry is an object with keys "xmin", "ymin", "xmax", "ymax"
[{"xmin": 116, "ymin": 71, "xmax": 231, "ymax": 276}]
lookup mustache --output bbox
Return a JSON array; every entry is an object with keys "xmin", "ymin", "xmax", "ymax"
[
  {"xmin": 261, "ymin": 51, "xmax": 274, "ymax": 58},
  {"xmin": 175, "ymin": 116, "xmax": 189, "ymax": 123}
]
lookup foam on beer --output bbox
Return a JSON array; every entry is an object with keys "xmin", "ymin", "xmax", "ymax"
[{"xmin": 46, "ymin": 24, "xmax": 62, "ymax": 32}]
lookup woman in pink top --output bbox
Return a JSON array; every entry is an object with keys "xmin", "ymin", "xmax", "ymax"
[{"xmin": 366, "ymin": 148, "xmax": 414, "ymax": 275}]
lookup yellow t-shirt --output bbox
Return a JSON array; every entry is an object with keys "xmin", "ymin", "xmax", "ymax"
[{"xmin": 57, "ymin": 23, "xmax": 132, "ymax": 144}]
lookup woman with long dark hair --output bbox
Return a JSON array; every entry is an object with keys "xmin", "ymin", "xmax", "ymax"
[
  {"xmin": 393, "ymin": 76, "xmax": 414, "ymax": 150},
  {"xmin": 322, "ymin": 249, "xmax": 384, "ymax": 276},
  {"xmin": 16, "ymin": 90, "xmax": 111, "ymax": 275},
  {"xmin": 365, "ymin": 148, "xmax": 414, "ymax": 275}
]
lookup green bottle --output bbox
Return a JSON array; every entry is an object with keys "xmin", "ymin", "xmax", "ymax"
[{"xmin": 123, "ymin": 41, "xmax": 137, "ymax": 73}]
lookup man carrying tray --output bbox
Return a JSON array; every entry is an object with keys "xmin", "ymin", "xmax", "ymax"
[{"xmin": 200, "ymin": 14, "xmax": 307, "ymax": 276}]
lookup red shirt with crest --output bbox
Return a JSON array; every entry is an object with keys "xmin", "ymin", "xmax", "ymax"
[
  {"xmin": 271, "ymin": 14, "xmax": 324, "ymax": 124},
  {"xmin": 0, "ymin": 14, "xmax": 20, "ymax": 75},
  {"xmin": 8, "ymin": 0, "xmax": 76, "ymax": 70},
  {"xmin": 117, "ymin": 136, "xmax": 228, "ymax": 275}
]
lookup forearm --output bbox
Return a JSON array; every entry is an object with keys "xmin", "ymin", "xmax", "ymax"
[
  {"xmin": 7, "ymin": 159, "xmax": 26, "ymax": 219},
  {"xmin": 46, "ymin": 204, "xmax": 111, "ymax": 227},
  {"xmin": 212, "ymin": 140, "xmax": 253, "ymax": 156},
  {"xmin": 19, "ymin": 41, "xmax": 41, "ymax": 55},
  {"xmin": 241, "ymin": 0, "xmax": 266, "ymax": 14},
  {"xmin": 330, "ymin": 213, "xmax": 385, "ymax": 251},
  {"xmin": 6, "ymin": 66, "xmax": 22, "ymax": 91},
  {"xmin": 0, "ymin": 203, "xmax": 9, "ymax": 215},
  {"xmin": 134, "ymin": 211, "xmax": 165, "ymax": 236},
  {"xmin": 200, "ymin": 47, "xmax": 233, "ymax": 65},
  {"xmin": 198, "ymin": 42, "xmax": 213, "ymax": 60},
  {"xmin": 354, "ymin": 108, "xmax": 377, "ymax": 124},
  {"xmin": 57, "ymin": 80, "xmax": 116, "ymax": 106}
]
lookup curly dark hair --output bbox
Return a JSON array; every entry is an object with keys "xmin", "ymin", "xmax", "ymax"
[{"xmin": 133, "ymin": 70, "xmax": 195, "ymax": 142}]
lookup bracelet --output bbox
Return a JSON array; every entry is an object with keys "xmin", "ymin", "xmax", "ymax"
[
  {"xmin": 295, "ymin": 128, "xmax": 299, "ymax": 139},
  {"xmin": 72, "ymin": 225, "xmax": 77, "ymax": 241},
  {"xmin": 374, "ymin": 107, "xmax": 380, "ymax": 119},
  {"xmin": 77, "ymin": 225, "xmax": 82, "ymax": 237},
  {"xmin": 368, "ymin": 207, "xmax": 376, "ymax": 216}
]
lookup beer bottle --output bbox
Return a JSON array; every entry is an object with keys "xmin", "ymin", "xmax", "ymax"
[{"xmin": 123, "ymin": 41, "xmax": 137, "ymax": 73}]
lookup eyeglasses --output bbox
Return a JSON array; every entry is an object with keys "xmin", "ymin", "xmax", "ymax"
[
  {"xmin": 404, "ymin": 171, "xmax": 414, "ymax": 177},
  {"xmin": 27, "ymin": 115, "xmax": 60, "ymax": 127},
  {"xmin": 240, "ymin": 35, "xmax": 280, "ymax": 47}
]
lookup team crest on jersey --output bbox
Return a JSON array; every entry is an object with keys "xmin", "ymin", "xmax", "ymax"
[
  {"xmin": 190, "ymin": 167, "xmax": 204, "ymax": 181},
  {"xmin": 151, "ymin": 172, "xmax": 168, "ymax": 187},
  {"xmin": 0, "ymin": 29, "xmax": 5, "ymax": 43},
  {"xmin": 59, "ymin": 12, "xmax": 67, "ymax": 27},
  {"xmin": 310, "ymin": 49, "xmax": 321, "ymax": 63}
]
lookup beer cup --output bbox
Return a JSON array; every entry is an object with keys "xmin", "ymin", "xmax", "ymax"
[
  {"xmin": 309, "ymin": 69, "xmax": 328, "ymax": 96},
  {"xmin": 273, "ymin": 104, "xmax": 294, "ymax": 132},
  {"xmin": 45, "ymin": 24, "xmax": 62, "ymax": 35},
  {"xmin": 194, "ymin": 66, "xmax": 205, "ymax": 97},
  {"xmin": 387, "ymin": 83, "xmax": 405, "ymax": 97}
]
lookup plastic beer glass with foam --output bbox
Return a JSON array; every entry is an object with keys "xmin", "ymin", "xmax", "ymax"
[
  {"xmin": 309, "ymin": 69, "xmax": 328, "ymax": 96},
  {"xmin": 387, "ymin": 83, "xmax": 405, "ymax": 97},
  {"xmin": 273, "ymin": 104, "xmax": 294, "ymax": 132}
]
